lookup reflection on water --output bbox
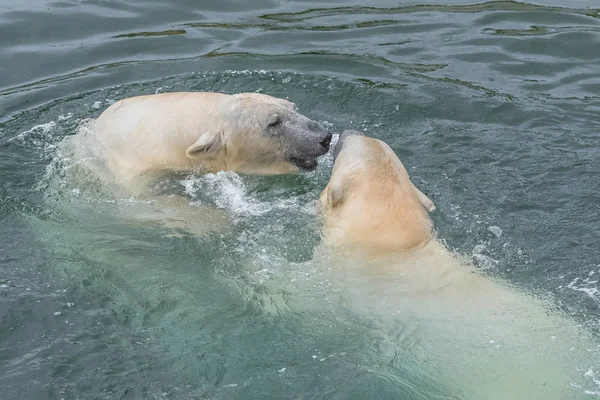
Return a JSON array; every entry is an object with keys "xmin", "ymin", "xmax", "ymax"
[{"xmin": 1, "ymin": 0, "xmax": 600, "ymax": 399}]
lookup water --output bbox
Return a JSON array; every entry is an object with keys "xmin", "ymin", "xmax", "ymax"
[{"xmin": 1, "ymin": 0, "xmax": 600, "ymax": 398}]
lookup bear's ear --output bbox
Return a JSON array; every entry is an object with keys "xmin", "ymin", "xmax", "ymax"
[
  {"xmin": 415, "ymin": 187, "xmax": 436, "ymax": 212},
  {"xmin": 186, "ymin": 132, "xmax": 222, "ymax": 160}
]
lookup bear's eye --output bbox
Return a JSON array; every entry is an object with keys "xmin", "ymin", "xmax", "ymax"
[{"xmin": 267, "ymin": 116, "xmax": 282, "ymax": 128}]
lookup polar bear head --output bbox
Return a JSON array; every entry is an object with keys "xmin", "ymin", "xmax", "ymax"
[
  {"xmin": 320, "ymin": 130, "xmax": 436, "ymax": 255},
  {"xmin": 185, "ymin": 93, "xmax": 332, "ymax": 174}
]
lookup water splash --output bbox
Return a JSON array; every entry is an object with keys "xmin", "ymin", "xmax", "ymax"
[{"xmin": 180, "ymin": 171, "xmax": 317, "ymax": 219}]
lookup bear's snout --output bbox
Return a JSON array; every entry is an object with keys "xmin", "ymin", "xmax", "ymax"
[{"xmin": 320, "ymin": 131, "xmax": 333, "ymax": 150}]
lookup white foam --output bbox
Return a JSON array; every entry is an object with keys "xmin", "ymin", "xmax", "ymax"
[
  {"xmin": 567, "ymin": 277, "xmax": 599, "ymax": 299},
  {"xmin": 488, "ymin": 226, "xmax": 503, "ymax": 238},
  {"xmin": 473, "ymin": 244, "xmax": 487, "ymax": 255},
  {"xmin": 58, "ymin": 113, "xmax": 73, "ymax": 121},
  {"xmin": 181, "ymin": 171, "xmax": 316, "ymax": 218},
  {"xmin": 10, "ymin": 121, "xmax": 57, "ymax": 142},
  {"xmin": 472, "ymin": 244, "xmax": 499, "ymax": 270}
]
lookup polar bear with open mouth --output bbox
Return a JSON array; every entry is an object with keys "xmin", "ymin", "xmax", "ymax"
[
  {"xmin": 317, "ymin": 130, "xmax": 599, "ymax": 400},
  {"xmin": 71, "ymin": 91, "xmax": 332, "ymax": 188},
  {"xmin": 60, "ymin": 92, "xmax": 332, "ymax": 237}
]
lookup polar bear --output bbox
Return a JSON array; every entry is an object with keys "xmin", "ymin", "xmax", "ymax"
[
  {"xmin": 79, "ymin": 92, "xmax": 332, "ymax": 187},
  {"xmin": 320, "ymin": 129, "xmax": 435, "ymax": 256},
  {"xmin": 317, "ymin": 130, "xmax": 599, "ymax": 399},
  {"xmin": 58, "ymin": 92, "xmax": 332, "ymax": 237}
]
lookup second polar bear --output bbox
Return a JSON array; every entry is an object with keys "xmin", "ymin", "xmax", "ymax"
[{"xmin": 317, "ymin": 130, "xmax": 599, "ymax": 400}]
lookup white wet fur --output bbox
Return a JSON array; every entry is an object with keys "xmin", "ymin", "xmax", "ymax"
[
  {"xmin": 55, "ymin": 119, "xmax": 228, "ymax": 239},
  {"xmin": 79, "ymin": 91, "xmax": 326, "ymax": 186},
  {"xmin": 316, "ymin": 131, "xmax": 600, "ymax": 399},
  {"xmin": 58, "ymin": 91, "xmax": 330, "ymax": 237}
]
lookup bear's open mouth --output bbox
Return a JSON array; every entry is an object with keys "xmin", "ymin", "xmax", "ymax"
[{"xmin": 290, "ymin": 157, "xmax": 318, "ymax": 171}]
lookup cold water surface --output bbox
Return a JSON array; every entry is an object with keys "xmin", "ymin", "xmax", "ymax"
[{"xmin": 1, "ymin": 0, "xmax": 600, "ymax": 398}]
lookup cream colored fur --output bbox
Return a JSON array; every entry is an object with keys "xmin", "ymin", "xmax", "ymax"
[
  {"xmin": 320, "ymin": 134, "xmax": 435, "ymax": 256},
  {"xmin": 90, "ymin": 92, "xmax": 302, "ymax": 187},
  {"xmin": 318, "ymin": 132, "xmax": 599, "ymax": 399},
  {"xmin": 59, "ymin": 91, "xmax": 329, "ymax": 237}
]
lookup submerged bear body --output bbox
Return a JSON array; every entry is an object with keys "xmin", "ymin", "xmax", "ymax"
[{"xmin": 315, "ymin": 130, "xmax": 599, "ymax": 399}]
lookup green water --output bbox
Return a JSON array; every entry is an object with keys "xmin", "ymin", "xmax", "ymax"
[{"xmin": 1, "ymin": 1, "xmax": 600, "ymax": 399}]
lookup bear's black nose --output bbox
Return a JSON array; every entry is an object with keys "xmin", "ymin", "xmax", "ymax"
[{"xmin": 320, "ymin": 132, "xmax": 332, "ymax": 149}]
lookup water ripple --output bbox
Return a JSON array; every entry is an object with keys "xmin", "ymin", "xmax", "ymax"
[{"xmin": 2, "ymin": 1, "xmax": 600, "ymax": 398}]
